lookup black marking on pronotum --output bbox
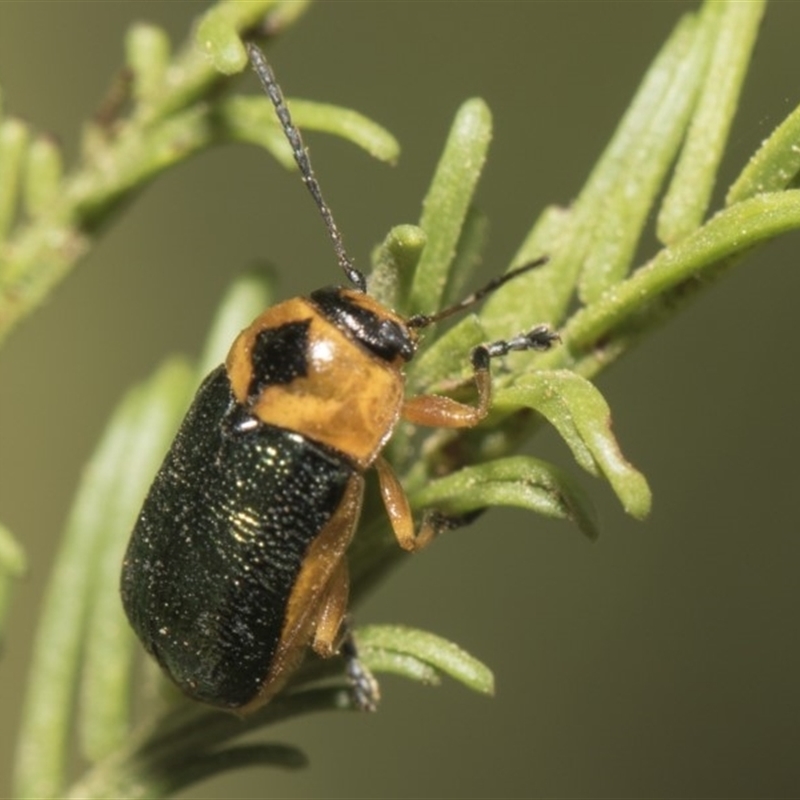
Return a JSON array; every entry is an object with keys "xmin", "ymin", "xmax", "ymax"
[{"xmin": 248, "ymin": 319, "xmax": 312, "ymax": 399}]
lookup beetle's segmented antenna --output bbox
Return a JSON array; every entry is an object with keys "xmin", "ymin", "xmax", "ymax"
[
  {"xmin": 406, "ymin": 255, "xmax": 550, "ymax": 329},
  {"xmin": 246, "ymin": 43, "xmax": 368, "ymax": 293}
]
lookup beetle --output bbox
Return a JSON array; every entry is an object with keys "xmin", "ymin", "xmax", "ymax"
[{"xmin": 120, "ymin": 42, "xmax": 559, "ymax": 715}]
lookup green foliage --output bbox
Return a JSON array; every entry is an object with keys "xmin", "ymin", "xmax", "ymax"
[
  {"xmin": 3, "ymin": 0, "xmax": 800, "ymax": 797},
  {"xmin": 0, "ymin": 520, "xmax": 26, "ymax": 643},
  {"xmin": 357, "ymin": 625, "xmax": 496, "ymax": 695},
  {"xmin": 407, "ymin": 98, "xmax": 493, "ymax": 316}
]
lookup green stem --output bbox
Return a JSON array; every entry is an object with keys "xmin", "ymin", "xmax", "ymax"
[
  {"xmin": 560, "ymin": 191, "xmax": 800, "ymax": 370},
  {"xmin": 0, "ymin": 0, "xmax": 302, "ymax": 350},
  {"xmin": 14, "ymin": 391, "xmax": 145, "ymax": 799}
]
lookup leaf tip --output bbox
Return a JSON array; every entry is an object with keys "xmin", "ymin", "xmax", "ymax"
[{"xmin": 196, "ymin": 9, "xmax": 249, "ymax": 75}]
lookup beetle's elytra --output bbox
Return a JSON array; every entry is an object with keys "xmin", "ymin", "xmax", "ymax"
[{"xmin": 120, "ymin": 43, "xmax": 559, "ymax": 715}]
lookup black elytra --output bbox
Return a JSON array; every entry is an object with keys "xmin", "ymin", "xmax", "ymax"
[{"xmin": 121, "ymin": 367, "xmax": 355, "ymax": 708}]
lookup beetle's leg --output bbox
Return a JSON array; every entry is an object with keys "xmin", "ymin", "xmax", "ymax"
[
  {"xmin": 311, "ymin": 559, "xmax": 350, "ymax": 658},
  {"xmin": 310, "ymin": 564, "xmax": 379, "ymax": 711},
  {"xmin": 375, "ymin": 455, "xmax": 441, "ymax": 552},
  {"xmin": 376, "ymin": 455, "xmax": 485, "ymax": 550},
  {"xmin": 401, "ymin": 325, "xmax": 559, "ymax": 428}
]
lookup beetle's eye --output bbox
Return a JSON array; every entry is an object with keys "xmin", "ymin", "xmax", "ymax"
[{"xmin": 374, "ymin": 319, "xmax": 415, "ymax": 362}]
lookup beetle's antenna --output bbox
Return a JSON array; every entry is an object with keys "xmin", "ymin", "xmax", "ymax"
[
  {"xmin": 246, "ymin": 43, "xmax": 368, "ymax": 293},
  {"xmin": 406, "ymin": 256, "xmax": 550, "ymax": 329}
]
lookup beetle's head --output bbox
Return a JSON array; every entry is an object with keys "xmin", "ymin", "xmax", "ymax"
[{"xmin": 309, "ymin": 286, "xmax": 417, "ymax": 366}]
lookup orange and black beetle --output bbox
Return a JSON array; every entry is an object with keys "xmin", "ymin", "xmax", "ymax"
[{"xmin": 120, "ymin": 43, "xmax": 559, "ymax": 714}]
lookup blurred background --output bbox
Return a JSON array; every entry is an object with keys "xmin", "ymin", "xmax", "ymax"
[{"xmin": 1, "ymin": 2, "xmax": 800, "ymax": 797}]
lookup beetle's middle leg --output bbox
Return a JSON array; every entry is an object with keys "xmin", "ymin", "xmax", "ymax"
[
  {"xmin": 375, "ymin": 455, "xmax": 439, "ymax": 552},
  {"xmin": 376, "ymin": 455, "xmax": 485, "ymax": 552}
]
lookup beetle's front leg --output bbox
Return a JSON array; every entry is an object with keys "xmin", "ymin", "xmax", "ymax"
[
  {"xmin": 385, "ymin": 325, "xmax": 559, "ymax": 550},
  {"xmin": 401, "ymin": 325, "xmax": 559, "ymax": 429}
]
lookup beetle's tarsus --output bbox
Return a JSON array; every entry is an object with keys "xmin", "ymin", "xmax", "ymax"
[
  {"xmin": 341, "ymin": 629, "xmax": 380, "ymax": 712},
  {"xmin": 479, "ymin": 324, "xmax": 560, "ymax": 362}
]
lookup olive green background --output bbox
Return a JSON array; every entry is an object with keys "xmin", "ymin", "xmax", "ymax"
[{"xmin": 2, "ymin": 2, "xmax": 800, "ymax": 798}]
